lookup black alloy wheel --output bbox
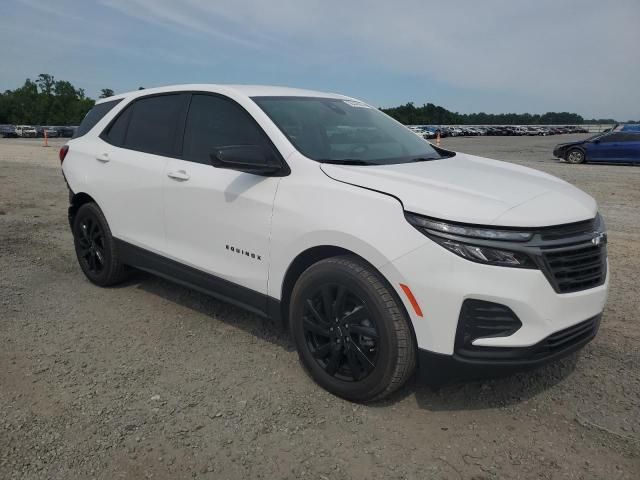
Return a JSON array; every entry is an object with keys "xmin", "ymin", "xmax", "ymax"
[
  {"xmin": 72, "ymin": 202, "xmax": 127, "ymax": 286},
  {"xmin": 76, "ymin": 215, "xmax": 106, "ymax": 275},
  {"xmin": 302, "ymin": 284, "xmax": 379, "ymax": 382},
  {"xmin": 290, "ymin": 256, "xmax": 416, "ymax": 402}
]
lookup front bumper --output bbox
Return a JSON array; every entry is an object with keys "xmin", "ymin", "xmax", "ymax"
[
  {"xmin": 380, "ymin": 238, "xmax": 608, "ymax": 353},
  {"xmin": 416, "ymin": 313, "xmax": 600, "ymax": 385}
]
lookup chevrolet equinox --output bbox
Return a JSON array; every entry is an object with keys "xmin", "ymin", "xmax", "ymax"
[{"xmin": 61, "ymin": 85, "xmax": 609, "ymax": 401}]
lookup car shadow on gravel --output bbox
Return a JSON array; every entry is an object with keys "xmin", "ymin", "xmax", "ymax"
[
  {"xmin": 108, "ymin": 269, "xmax": 580, "ymax": 410},
  {"xmin": 119, "ymin": 269, "xmax": 296, "ymax": 352},
  {"xmin": 377, "ymin": 355, "xmax": 579, "ymax": 411}
]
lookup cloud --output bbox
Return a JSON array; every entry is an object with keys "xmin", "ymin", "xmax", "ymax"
[
  {"xmin": 16, "ymin": 0, "xmax": 85, "ymax": 22},
  {"xmin": 98, "ymin": 0, "xmax": 640, "ymax": 117},
  {"xmin": 99, "ymin": 0, "xmax": 278, "ymax": 50},
  {"xmin": 4, "ymin": 0, "xmax": 639, "ymax": 118}
]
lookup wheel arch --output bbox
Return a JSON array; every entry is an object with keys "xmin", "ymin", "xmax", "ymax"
[
  {"xmin": 565, "ymin": 145, "xmax": 587, "ymax": 161},
  {"xmin": 68, "ymin": 191, "xmax": 99, "ymax": 228},
  {"xmin": 276, "ymin": 245, "xmax": 418, "ymax": 348}
]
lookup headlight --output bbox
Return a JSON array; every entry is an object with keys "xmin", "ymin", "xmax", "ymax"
[
  {"xmin": 405, "ymin": 213, "xmax": 536, "ymax": 268},
  {"xmin": 431, "ymin": 238, "xmax": 535, "ymax": 267},
  {"xmin": 405, "ymin": 213, "xmax": 532, "ymax": 241}
]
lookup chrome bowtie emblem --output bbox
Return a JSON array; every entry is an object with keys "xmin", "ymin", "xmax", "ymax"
[{"xmin": 591, "ymin": 232, "xmax": 607, "ymax": 247}]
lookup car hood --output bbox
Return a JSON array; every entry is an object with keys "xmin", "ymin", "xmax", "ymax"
[
  {"xmin": 320, "ymin": 153, "xmax": 597, "ymax": 227},
  {"xmin": 555, "ymin": 140, "xmax": 585, "ymax": 148}
]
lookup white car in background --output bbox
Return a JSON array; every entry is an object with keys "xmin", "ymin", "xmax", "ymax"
[
  {"xmin": 15, "ymin": 125, "xmax": 37, "ymax": 137},
  {"xmin": 60, "ymin": 84, "xmax": 609, "ymax": 401}
]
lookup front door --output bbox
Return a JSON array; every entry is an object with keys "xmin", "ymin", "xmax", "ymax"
[
  {"xmin": 588, "ymin": 133, "xmax": 627, "ymax": 162},
  {"xmin": 162, "ymin": 93, "xmax": 282, "ymax": 307}
]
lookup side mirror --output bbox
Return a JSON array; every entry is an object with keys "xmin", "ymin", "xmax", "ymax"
[
  {"xmin": 593, "ymin": 139, "xmax": 601, "ymax": 144},
  {"xmin": 210, "ymin": 145, "xmax": 282, "ymax": 176}
]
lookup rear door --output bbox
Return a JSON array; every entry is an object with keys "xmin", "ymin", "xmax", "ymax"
[
  {"xmin": 96, "ymin": 93, "xmax": 189, "ymax": 253},
  {"xmin": 162, "ymin": 93, "xmax": 282, "ymax": 303}
]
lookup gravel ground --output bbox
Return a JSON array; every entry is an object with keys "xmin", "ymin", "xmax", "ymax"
[{"xmin": 1, "ymin": 135, "xmax": 638, "ymax": 479}]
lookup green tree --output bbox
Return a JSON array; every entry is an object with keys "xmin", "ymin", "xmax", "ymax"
[
  {"xmin": 99, "ymin": 88, "xmax": 115, "ymax": 98},
  {"xmin": 0, "ymin": 75, "xmax": 95, "ymax": 125}
]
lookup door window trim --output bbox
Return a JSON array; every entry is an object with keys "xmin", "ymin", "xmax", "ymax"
[
  {"xmin": 99, "ymin": 92, "xmax": 190, "ymax": 158},
  {"xmin": 100, "ymin": 90, "xmax": 290, "ymax": 175},
  {"xmin": 178, "ymin": 91, "xmax": 290, "ymax": 174}
]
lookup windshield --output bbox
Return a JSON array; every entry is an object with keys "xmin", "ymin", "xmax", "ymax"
[{"xmin": 252, "ymin": 96, "xmax": 452, "ymax": 165}]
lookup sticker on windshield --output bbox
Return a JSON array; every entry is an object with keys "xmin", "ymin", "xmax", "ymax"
[{"xmin": 343, "ymin": 100, "xmax": 371, "ymax": 109}]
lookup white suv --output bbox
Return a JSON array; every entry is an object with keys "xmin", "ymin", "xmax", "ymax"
[{"xmin": 61, "ymin": 85, "xmax": 608, "ymax": 401}]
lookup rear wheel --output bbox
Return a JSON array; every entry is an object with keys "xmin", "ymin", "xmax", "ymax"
[
  {"xmin": 566, "ymin": 148, "xmax": 586, "ymax": 164},
  {"xmin": 290, "ymin": 256, "xmax": 416, "ymax": 402},
  {"xmin": 72, "ymin": 203, "xmax": 127, "ymax": 286}
]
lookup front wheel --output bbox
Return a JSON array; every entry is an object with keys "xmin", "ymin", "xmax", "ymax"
[
  {"xmin": 290, "ymin": 256, "xmax": 416, "ymax": 402},
  {"xmin": 566, "ymin": 148, "xmax": 586, "ymax": 164}
]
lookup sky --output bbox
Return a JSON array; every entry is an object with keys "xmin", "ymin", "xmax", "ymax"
[{"xmin": 1, "ymin": 0, "xmax": 639, "ymax": 120}]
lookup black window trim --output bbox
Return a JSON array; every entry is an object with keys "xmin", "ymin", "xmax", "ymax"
[
  {"xmin": 100, "ymin": 92, "xmax": 190, "ymax": 158},
  {"xmin": 74, "ymin": 98, "xmax": 123, "ymax": 139},
  {"xmin": 179, "ymin": 91, "xmax": 290, "ymax": 175},
  {"xmin": 100, "ymin": 90, "xmax": 290, "ymax": 175}
]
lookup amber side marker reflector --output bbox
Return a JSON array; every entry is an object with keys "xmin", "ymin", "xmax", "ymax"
[{"xmin": 399, "ymin": 283, "xmax": 424, "ymax": 318}]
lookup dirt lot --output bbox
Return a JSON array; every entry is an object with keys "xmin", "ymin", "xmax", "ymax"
[{"xmin": 1, "ymin": 135, "xmax": 639, "ymax": 479}]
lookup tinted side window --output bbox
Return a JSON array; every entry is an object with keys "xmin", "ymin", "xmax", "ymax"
[
  {"xmin": 183, "ymin": 94, "xmax": 274, "ymax": 164},
  {"xmin": 104, "ymin": 103, "xmax": 132, "ymax": 146},
  {"xmin": 74, "ymin": 99, "xmax": 122, "ymax": 138},
  {"xmin": 124, "ymin": 94, "xmax": 187, "ymax": 156}
]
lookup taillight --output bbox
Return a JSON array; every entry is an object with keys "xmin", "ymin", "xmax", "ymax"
[{"xmin": 59, "ymin": 145, "xmax": 69, "ymax": 164}]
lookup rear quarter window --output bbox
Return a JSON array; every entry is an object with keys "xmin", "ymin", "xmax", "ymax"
[{"xmin": 73, "ymin": 99, "xmax": 122, "ymax": 138}]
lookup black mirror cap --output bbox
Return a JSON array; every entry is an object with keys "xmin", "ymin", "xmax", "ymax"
[{"xmin": 210, "ymin": 145, "xmax": 289, "ymax": 176}]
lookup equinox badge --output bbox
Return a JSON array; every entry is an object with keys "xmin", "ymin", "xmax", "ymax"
[{"xmin": 226, "ymin": 244, "xmax": 262, "ymax": 261}]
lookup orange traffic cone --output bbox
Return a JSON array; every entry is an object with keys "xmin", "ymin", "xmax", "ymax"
[{"xmin": 43, "ymin": 129, "xmax": 49, "ymax": 147}]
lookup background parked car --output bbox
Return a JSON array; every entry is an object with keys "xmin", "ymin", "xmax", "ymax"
[
  {"xmin": 43, "ymin": 126, "xmax": 59, "ymax": 137},
  {"xmin": 553, "ymin": 131, "xmax": 640, "ymax": 164},
  {"xmin": 404, "ymin": 124, "xmax": 606, "ymax": 137},
  {"xmin": 421, "ymin": 128, "xmax": 437, "ymax": 139},
  {"xmin": 56, "ymin": 126, "xmax": 77, "ymax": 138},
  {"xmin": 0, "ymin": 124, "xmax": 18, "ymax": 138},
  {"xmin": 15, "ymin": 125, "xmax": 37, "ymax": 137}
]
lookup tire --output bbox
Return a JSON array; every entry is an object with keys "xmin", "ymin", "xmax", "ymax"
[
  {"xmin": 72, "ymin": 202, "xmax": 127, "ymax": 286},
  {"xmin": 566, "ymin": 148, "xmax": 586, "ymax": 164},
  {"xmin": 289, "ymin": 255, "xmax": 416, "ymax": 402}
]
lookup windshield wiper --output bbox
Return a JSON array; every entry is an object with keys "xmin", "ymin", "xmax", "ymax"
[
  {"xmin": 409, "ymin": 156, "xmax": 441, "ymax": 162},
  {"xmin": 319, "ymin": 159, "xmax": 376, "ymax": 165}
]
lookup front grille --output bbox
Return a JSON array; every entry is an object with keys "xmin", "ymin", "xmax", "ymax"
[{"xmin": 541, "ymin": 242, "xmax": 607, "ymax": 293}]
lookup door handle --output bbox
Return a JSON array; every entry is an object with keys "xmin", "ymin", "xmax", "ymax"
[
  {"xmin": 167, "ymin": 169, "xmax": 190, "ymax": 181},
  {"xmin": 96, "ymin": 153, "xmax": 110, "ymax": 163}
]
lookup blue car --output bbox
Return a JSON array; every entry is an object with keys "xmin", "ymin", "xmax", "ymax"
[
  {"xmin": 620, "ymin": 124, "xmax": 640, "ymax": 132},
  {"xmin": 553, "ymin": 131, "xmax": 640, "ymax": 164}
]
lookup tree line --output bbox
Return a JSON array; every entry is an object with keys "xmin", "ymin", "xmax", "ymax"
[
  {"xmin": 0, "ymin": 75, "xmax": 633, "ymax": 126},
  {"xmin": 379, "ymin": 102, "xmax": 626, "ymax": 126},
  {"xmin": 0, "ymin": 75, "xmax": 120, "ymax": 126}
]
